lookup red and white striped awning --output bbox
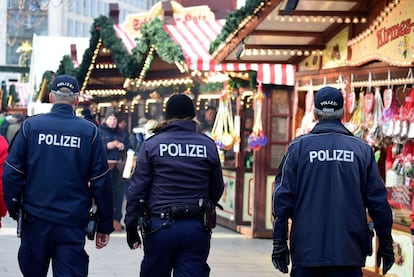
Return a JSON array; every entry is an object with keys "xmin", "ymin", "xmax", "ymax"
[
  {"xmin": 114, "ymin": 24, "xmax": 136, "ymax": 54},
  {"xmin": 164, "ymin": 20, "xmax": 295, "ymax": 86}
]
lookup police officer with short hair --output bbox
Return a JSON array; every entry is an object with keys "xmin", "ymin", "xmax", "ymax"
[
  {"xmin": 271, "ymin": 86, "xmax": 394, "ymax": 277},
  {"xmin": 3, "ymin": 75, "xmax": 113, "ymax": 277},
  {"xmin": 125, "ymin": 93, "xmax": 224, "ymax": 277}
]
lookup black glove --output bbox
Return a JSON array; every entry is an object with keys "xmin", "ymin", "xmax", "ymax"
[
  {"xmin": 377, "ymin": 237, "xmax": 394, "ymax": 275},
  {"xmin": 9, "ymin": 198, "xmax": 21, "ymax": 221},
  {"xmin": 272, "ymin": 239, "xmax": 290, "ymax": 273},
  {"xmin": 126, "ymin": 225, "xmax": 142, "ymax": 249}
]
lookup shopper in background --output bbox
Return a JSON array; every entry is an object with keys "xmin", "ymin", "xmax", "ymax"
[
  {"xmin": 199, "ymin": 105, "xmax": 217, "ymax": 134},
  {"xmin": 272, "ymin": 86, "xmax": 394, "ymax": 277},
  {"xmin": 0, "ymin": 135, "xmax": 8, "ymax": 229},
  {"xmin": 5, "ymin": 113, "xmax": 25, "ymax": 144},
  {"xmin": 3, "ymin": 74, "xmax": 113, "ymax": 277},
  {"xmin": 130, "ymin": 118, "xmax": 158, "ymax": 157},
  {"xmin": 99, "ymin": 110, "xmax": 129, "ymax": 232},
  {"xmin": 125, "ymin": 94, "xmax": 224, "ymax": 276},
  {"xmin": 130, "ymin": 117, "xmax": 148, "ymax": 156}
]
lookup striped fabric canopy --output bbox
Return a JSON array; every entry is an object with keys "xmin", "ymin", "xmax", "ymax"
[
  {"xmin": 114, "ymin": 24, "xmax": 136, "ymax": 54},
  {"xmin": 114, "ymin": 20, "xmax": 295, "ymax": 86},
  {"xmin": 164, "ymin": 19, "xmax": 295, "ymax": 86}
]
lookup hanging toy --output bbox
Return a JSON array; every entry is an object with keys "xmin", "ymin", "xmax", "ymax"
[
  {"xmin": 296, "ymin": 81, "xmax": 317, "ymax": 136},
  {"xmin": 248, "ymin": 82, "xmax": 268, "ymax": 151},
  {"xmin": 211, "ymin": 88, "xmax": 238, "ymax": 150}
]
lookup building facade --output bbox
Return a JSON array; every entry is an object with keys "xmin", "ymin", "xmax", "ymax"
[{"xmin": 2, "ymin": 0, "xmax": 160, "ymax": 68}]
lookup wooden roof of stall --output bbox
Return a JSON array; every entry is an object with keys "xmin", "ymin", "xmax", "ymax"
[
  {"xmin": 77, "ymin": 1, "xmax": 306, "ymax": 101},
  {"xmin": 210, "ymin": 0, "xmax": 384, "ymax": 65},
  {"xmin": 77, "ymin": 15, "xmax": 191, "ymax": 100}
]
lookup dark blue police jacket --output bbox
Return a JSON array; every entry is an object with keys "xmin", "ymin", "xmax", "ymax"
[
  {"xmin": 125, "ymin": 120, "xmax": 225, "ymax": 225},
  {"xmin": 3, "ymin": 104, "xmax": 113, "ymax": 233},
  {"xmin": 272, "ymin": 120, "xmax": 392, "ymax": 267}
]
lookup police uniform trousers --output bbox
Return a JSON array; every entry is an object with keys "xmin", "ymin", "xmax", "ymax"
[
  {"xmin": 291, "ymin": 266, "xmax": 362, "ymax": 277},
  {"xmin": 110, "ymin": 166, "xmax": 124, "ymax": 223},
  {"xmin": 18, "ymin": 213, "xmax": 88, "ymax": 277},
  {"xmin": 140, "ymin": 217, "xmax": 211, "ymax": 277}
]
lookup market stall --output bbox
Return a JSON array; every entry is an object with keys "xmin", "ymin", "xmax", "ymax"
[{"xmin": 209, "ymin": 0, "xmax": 373, "ymax": 238}]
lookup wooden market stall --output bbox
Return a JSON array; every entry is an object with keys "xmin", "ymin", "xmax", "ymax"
[
  {"xmin": 76, "ymin": 1, "xmax": 295, "ymax": 142},
  {"xmin": 209, "ymin": 0, "xmax": 368, "ymax": 238},
  {"xmin": 211, "ymin": 0, "xmax": 414, "ymax": 275},
  {"xmin": 76, "ymin": 3, "xmax": 197, "ymax": 128}
]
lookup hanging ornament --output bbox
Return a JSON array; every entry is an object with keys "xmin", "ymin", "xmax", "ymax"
[
  {"xmin": 211, "ymin": 88, "xmax": 239, "ymax": 150},
  {"xmin": 296, "ymin": 81, "xmax": 317, "ymax": 136},
  {"xmin": 248, "ymin": 82, "xmax": 268, "ymax": 151}
]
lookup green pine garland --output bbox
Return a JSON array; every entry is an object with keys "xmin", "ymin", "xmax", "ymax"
[
  {"xmin": 209, "ymin": 0, "xmax": 269, "ymax": 54},
  {"xmin": 139, "ymin": 18, "xmax": 185, "ymax": 65},
  {"xmin": 56, "ymin": 55, "xmax": 77, "ymax": 76}
]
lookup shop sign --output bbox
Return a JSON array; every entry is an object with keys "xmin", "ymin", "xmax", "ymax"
[
  {"xmin": 123, "ymin": 1, "xmax": 215, "ymax": 38},
  {"xmin": 348, "ymin": 0, "xmax": 414, "ymax": 66}
]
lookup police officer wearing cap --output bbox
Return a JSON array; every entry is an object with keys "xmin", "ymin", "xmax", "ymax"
[
  {"xmin": 271, "ymin": 86, "xmax": 394, "ymax": 277},
  {"xmin": 125, "ymin": 93, "xmax": 224, "ymax": 276},
  {"xmin": 3, "ymin": 74, "xmax": 113, "ymax": 277}
]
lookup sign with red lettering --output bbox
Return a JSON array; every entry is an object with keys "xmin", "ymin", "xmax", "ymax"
[
  {"xmin": 348, "ymin": 0, "xmax": 414, "ymax": 66},
  {"xmin": 123, "ymin": 1, "xmax": 215, "ymax": 38}
]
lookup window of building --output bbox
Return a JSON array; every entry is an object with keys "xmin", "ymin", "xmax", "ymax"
[{"xmin": 68, "ymin": 19, "xmax": 74, "ymax": 36}]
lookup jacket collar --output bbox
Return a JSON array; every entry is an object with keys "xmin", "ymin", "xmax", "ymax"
[
  {"xmin": 160, "ymin": 120, "xmax": 196, "ymax": 133},
  {"xmin": 310, "ymin": 120, "xmax": 354, "ymax": 136},
  {"xmin": 50, "ymin": 104, "xmax": 75, "ymax": 115}
]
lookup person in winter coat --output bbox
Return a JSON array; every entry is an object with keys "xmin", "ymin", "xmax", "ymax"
[
  {"xmin": 272, "ymin": 86, "xmax": 394, "ymax": 277},
  {"xmin": 99, "ymin": 110, "xmax": 130, "ymax": 232},
  {"xmin": 125, "ymin": 94, "xmax": 224, "ymax": 276},
  {"xmin": 0, "ymin": 135, "xmax": 8, "ymax": 228}
]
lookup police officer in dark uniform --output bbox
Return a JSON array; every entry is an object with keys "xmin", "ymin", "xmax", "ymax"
[
  {"xmin": 3, "ymin": 75, "xmax": 113, "ymax": 277},
  {"xmin": 271, "ymin": 86, "xmax": 394, "ymax": 277},
  {"xmin": 125, "ymin": 93, "xmax": 224, "ymax": 277}
]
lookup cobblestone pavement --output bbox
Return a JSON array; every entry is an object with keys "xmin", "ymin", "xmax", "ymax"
[{"xmin": 0, "ymin": 215, "xmax": 286, "ymax": 277}]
